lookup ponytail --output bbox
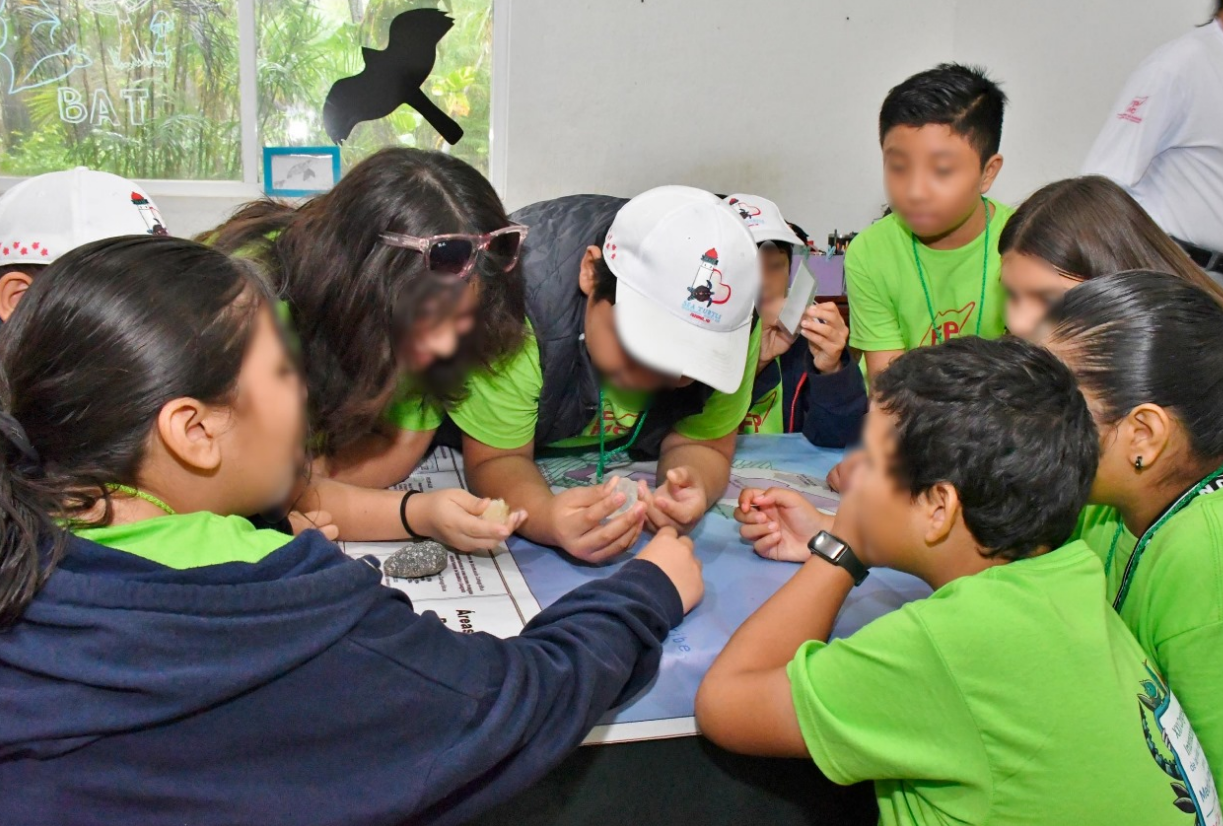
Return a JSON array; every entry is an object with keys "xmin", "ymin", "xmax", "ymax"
[
  {"xmin": 0, "ymin": 409, "xmax": 63, "ymax": 628},
  {"xmin": 1045, "ymin": 270, "xmax": 1223, "ymax": 463},
  {"xmin": 198, "ymin": 198, "xmax": 298, "ymax": 290}
]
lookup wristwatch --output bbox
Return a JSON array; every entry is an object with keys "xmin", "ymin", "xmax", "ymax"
[{"xmin": 807, "ymin": 531, "xmax": 869, "ymax": 585}]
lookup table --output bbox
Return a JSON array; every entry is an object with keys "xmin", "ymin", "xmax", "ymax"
[
  {"xmin": 458, "ymin": 436, "xmax": 926, "ymax": 826},
  {"xmin": 516, "ymin": 436, "xmax": 929, "ymax": 742}
]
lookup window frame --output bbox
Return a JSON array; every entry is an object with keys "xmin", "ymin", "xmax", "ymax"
[{"xmin": 0, "ymin": 0, "xmax": 509, "ymax": 201}]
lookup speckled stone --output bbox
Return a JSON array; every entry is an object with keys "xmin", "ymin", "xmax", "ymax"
[{"xmin": 383, "ymin": 541, "xmax": 449, "ymax": 579}]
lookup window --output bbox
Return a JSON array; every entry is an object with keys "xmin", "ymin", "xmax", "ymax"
[
  {"xmin": 258, "ymin": 0, "xmax": 492, "ymax": 176},
  {"xmin": 0, "ymin": 0, "xmax": 493, "ymax": 182}
]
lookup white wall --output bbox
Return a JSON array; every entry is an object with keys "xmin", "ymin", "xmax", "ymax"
[
  {"xmin": 500, "ymin": 0, "xmax": 1214, "ymax": 239},
  {"xmin": 954, "ymin": 0, "xmax": 1209, "ymax": 209},
  {"xmin": 499, "ymin": 0, "xmax": 955, "ymax": 239}
]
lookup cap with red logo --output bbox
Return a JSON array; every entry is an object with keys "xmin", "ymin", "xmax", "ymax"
[
  {"xmin": 723, "ymin": 193, "xmax": 804, "ymax": 249},
  {"xmin": 604, "ymin": 185, "xmax": 758, "ymax": 394},
  {"xmin": 0, "ymin": 167, "xmax": 169, "ymax": 268}
]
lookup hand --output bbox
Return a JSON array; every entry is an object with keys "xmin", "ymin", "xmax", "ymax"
[
  {"xmin": 827, "ymin": 449, "xmax": 865, "ymax": 494},
  {"xmin": 758, "ymin": 296, "xmax": 797, "ymax": 366},
  {"xmin": 800, "ymin": 303, "xmax": 849, "ymax": 374},
  {"xmin": 406, "ymin": 489, "xmax": 528, "ymax": 553},
  {"xmin": 642, "ymin": 467, "xmax": 708, "ymax": 535},
  {"xmin": 546, "ymin": 479, "xmax": 647, "ymax": 563},
  {"xmin": 636, "ymin": 526, "xmax": 704, "ymax": 614},
  {"xmin": 734, "ymin": 486, "xmax": 832, "ymax": 562},
  {"xmin": 288, "ymin": 509, "xmax": 340, "ymax": 542}
]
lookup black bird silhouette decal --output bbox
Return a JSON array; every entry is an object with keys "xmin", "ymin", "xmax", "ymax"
[{"xmin": 323, "ymin": 8, "xmax": 464, "ymax": 146}]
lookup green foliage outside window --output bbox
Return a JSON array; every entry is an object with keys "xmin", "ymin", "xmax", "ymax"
[{"xmin": 0, "ymin": 0, "xmax": 490, "ymax": 180}]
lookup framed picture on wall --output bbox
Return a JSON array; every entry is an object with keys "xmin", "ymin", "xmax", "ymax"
[{"xmin": 262, "ymin": 147, "xmax": 342, "ymax": 197}]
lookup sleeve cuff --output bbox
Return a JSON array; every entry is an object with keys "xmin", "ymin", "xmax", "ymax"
[
  {"xmin": 617, "ymin": 558, "xmax": 685, "ymax": 630},
  {"xmin": 807, "ymin": 352, "xmax": 866, "ymax": 406},
  {"xmin": 786, "ymin": 643, "xmax": 855, "ymax": 786}
]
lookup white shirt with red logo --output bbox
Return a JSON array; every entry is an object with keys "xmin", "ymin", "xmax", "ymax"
[{"xmin": 1082, "ymin": 20, "xmax": 1223, "ymax": 252}]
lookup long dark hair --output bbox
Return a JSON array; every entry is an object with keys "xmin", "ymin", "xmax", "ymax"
[
  {"xmin": 999, "ymin": 176, "xmax": 1223, "ymax": 302},
  {"xmin": 1045, "ymin": 270, "xmax": 1223, "ymax": 465},
  {"xmin": 0, "ymin": 235, "xmax": 269, "ymax": 627},
  {"xmin": 202, "ymin": 148, "xmax": 526, "ymax": 455}
]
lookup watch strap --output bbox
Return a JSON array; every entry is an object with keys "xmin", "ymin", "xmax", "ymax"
[{"xmin": 808, "ymin": 530, "xmax": 869, "ymax": 585}]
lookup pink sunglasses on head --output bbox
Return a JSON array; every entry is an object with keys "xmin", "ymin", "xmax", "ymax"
[{"xmin": 379, "ymin": 224, "xmax": 529, "ymax": 278}]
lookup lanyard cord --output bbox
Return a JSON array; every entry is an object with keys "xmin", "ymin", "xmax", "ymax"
[
  {"xmin": 595, "ymin": 384, "xmax": 650, "ymax": 484},
  {"xmin": 1106, "ymin": 464, "xmax": 1223, "ymax": 611},
  {"xmin": 107, "ymin": 483, "xmax": 176, "ymax": 516},
  {"xmin": 911, "ymin": 196, "xmax": 991, "ymax": 345}
]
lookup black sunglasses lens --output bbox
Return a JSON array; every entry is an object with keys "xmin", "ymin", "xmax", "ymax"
[
  {"xmin": 429, "ymin": 239, "xmax": 475, "ymax": 275},
  {"xmin": 487, "ymin": 231, "xmax": 523, "ymax": 271}
]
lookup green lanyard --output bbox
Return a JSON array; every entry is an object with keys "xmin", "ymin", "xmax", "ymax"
[
  {"xmin": 595, "ymin": 385, "xmax": 650, "ymax": 484},
  {"xmin": 1107, "ymin": 464, "xmax": 1223, "ymax": 611},
  {"xmin": 108, "ymin": 483, "xmax": 176, "ymax": 516},
  {"xmin": 911, "ymin": 196, "xmax": 991, "ymax": 345}
]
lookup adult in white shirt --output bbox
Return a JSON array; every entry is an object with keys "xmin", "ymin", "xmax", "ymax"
[{"xmin": 1082, "ymin": 4, "xmax": 1223, "ymax": 275}]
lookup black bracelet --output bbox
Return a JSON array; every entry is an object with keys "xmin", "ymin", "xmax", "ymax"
[{"xmin": 400, "ymin": 489, "xmax": 424, "ymax": 539}]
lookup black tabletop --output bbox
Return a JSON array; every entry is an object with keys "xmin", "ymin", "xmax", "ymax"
[{"xmin": 465, "ymin": 735, "xmax": 878, "ymax": 826}]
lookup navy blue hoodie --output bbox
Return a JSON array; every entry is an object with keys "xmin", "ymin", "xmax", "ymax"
[
  {"xmin": 0, "ymin": 530, "xmax": 682, "ymax": 826},
  {"xmin": 753, "ymin": 344, "xmax": 867, "ymax": 447}
]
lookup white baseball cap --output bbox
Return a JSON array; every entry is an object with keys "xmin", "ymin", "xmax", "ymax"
[
  {"xmin": 605, "ymin": 186, "xmax": 758, "ymax": 395},
  {"xmin": 0, "ymin": 167, "xmax": 168, "ymax": 268},
  {"xmin": 724, "ymin": 193, "xmax": 804, "ymax": 249}
]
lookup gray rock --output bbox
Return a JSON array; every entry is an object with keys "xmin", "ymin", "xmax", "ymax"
[{"xmin": 383, "ymin": 541, "xmax": 450, "ymax": 579}]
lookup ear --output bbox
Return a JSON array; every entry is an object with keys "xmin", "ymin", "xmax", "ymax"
[
  {"xmin": 919, "ymin": 481, "xmax": 962, "ymax": 546},
  {"xmin": 0, "ymin": 270, "xmax": 33, "ymax": 322},
  {"xmin": 155, "ymin": 397, "xmax": 229, "ymax": 474},
  {"xmin": 1126, "ymin": 403, "xmax": 1173, "ymax": 472},
  {"xmin": 980, "ymin": 153, "xmax": 1004, "ymax": 194},
  {"xmin": 578, "ymin": 245, "xmax": 603, "ymax": 298}
]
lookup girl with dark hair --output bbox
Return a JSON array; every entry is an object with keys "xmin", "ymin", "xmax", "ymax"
[
  {"xmin": 0, "ymin": 235, "xmax": 703, "ymax": 825},
  {"xmin": 205, "ymin": 147, "xmax": 527, "ymax": 489},
  {"xmin": 1041, "ymin": 270, "xmax": 1223, "ymax": 789},
  {"xmin": 999, "ymin": 175, "xmax": 1223, "ymax": 338}
]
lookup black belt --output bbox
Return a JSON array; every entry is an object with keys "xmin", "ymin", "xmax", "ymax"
[{"xmin": 1174, "ymin": 237, "xmax": 1223, "ymax": 273}]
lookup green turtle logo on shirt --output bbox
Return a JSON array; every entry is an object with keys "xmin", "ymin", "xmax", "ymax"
[{"xmin": 1137, "ymin": 664, "xmax": 1220, "ymax": 825}]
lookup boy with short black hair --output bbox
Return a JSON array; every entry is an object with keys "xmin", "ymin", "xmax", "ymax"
[
  {"xmin": 0, "ymin": 167, "xmax": 169, "ymax": 321},
  {"xmin": 848, "ymin": 63, "xmax": 1013, "ymax": 385},
  {"xmin": 699, "ymin": 336, "xmax": 1219, "ymax": 826}
]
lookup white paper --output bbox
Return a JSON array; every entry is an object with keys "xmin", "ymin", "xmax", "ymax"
[
  {"xmin": 778, "ymin": 264, "xmax": 818, "ymax": 335},
  {"xmin": 345, "ymin": 446, "xmax": 540, "ymax": 640}
]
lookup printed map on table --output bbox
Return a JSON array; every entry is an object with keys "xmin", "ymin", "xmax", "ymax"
[{"xmin": 344, "ymin": 436, "xmax": 930, "ymax": 745}]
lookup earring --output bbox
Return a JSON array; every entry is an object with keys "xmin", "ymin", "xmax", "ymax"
[{"xmin": 1134, "ymin": 456, "xmax": 1144, "ymax": 471}]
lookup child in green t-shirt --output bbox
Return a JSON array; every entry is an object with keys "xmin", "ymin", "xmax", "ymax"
[
  {"xmin": 846, "ymin": 63, "xmax": 1012, "ymax": 386},
  {"xmin": 698, "ymin": 336, "xmax": 1219, "ymax": 826},
  {"xmin": 830, "ymin": 64, "xmax": 1014, "ymax": 493},
  {"xmin": 203, "ymin": 148, "xmax": 528, "ymax": 494},
  {"xmin": 1041, "ymin": 270, "xmax": 1223, "ymax": 792}
]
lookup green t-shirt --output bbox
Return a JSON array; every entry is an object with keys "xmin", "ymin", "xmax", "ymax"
[
  {"xmin": 787, "ymin": 542, "xmax": 1219, "ymax": 826},
  {"xmin": 1074, "ymin": 497, "xmax": 1223, "ymax": 791},
  {"xmin": 383, "ymin": 379, "xmax": 446, "ymax": 432},
  {"xmin": 845, "ymin": 200, "xmax": 1013, "ymax": 353},
  {"xmin": 740, "ymin": 370, "xmax": 783, "ymax": 435},
  {"xmin": 450, "ymin": 321, "xmax": 762, "ymax": 450},
  {"xmin": 74, "ymin": 512, "xmax": 292, "ymax": 569}
]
